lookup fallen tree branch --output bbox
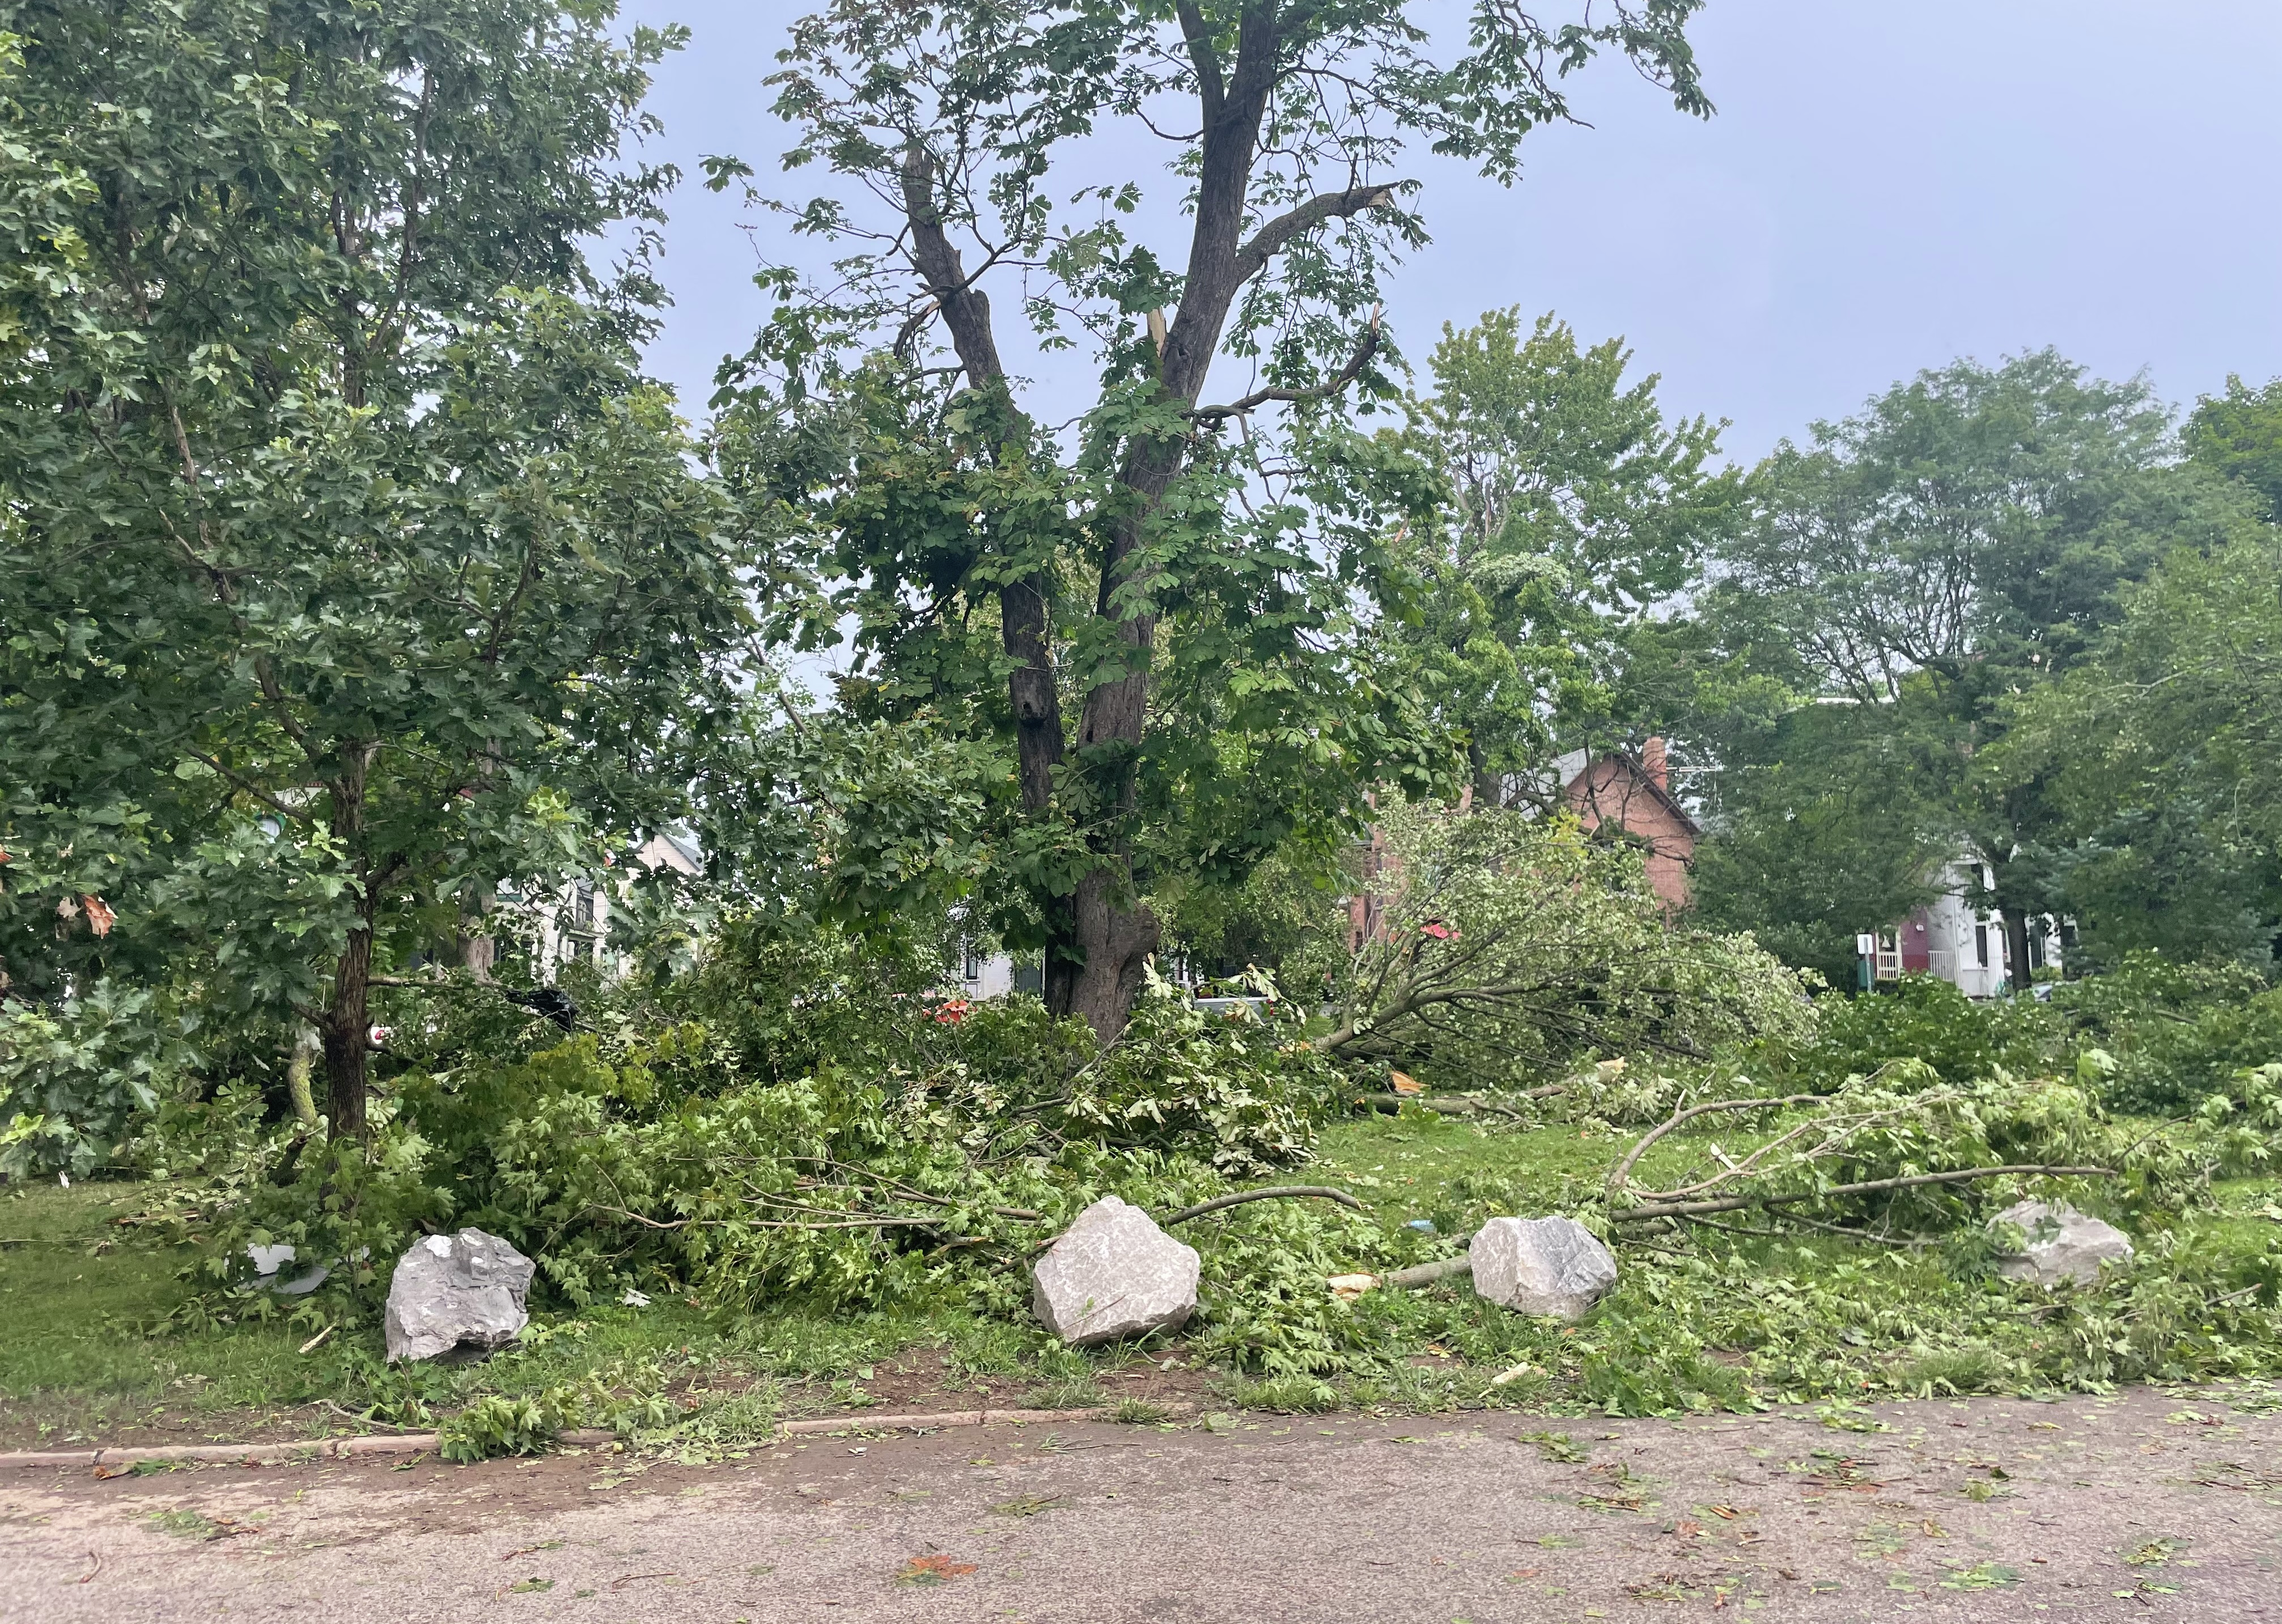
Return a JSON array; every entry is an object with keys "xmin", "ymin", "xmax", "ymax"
[
  {"xmin": 1679, "ymin": 1211, "xmax": 1938, "ymax": 1249},
  {"xmin": 1604, "ymin": 1093, "xmax": 1828, "ymax": 1204},
  {"xmin": 1354, "ymin": 1092, "xmax": 1523, "ymax": 1120},
  {"xmin": 1160, "ymin": 1186, "xmax": 1368, "ymax": 1226},
  {"xmin": 1386, "ymin": 1253, "xmax": 1474, "ymax": 1288},
  {"xmin": 1608, "ymin": 1164, "xmax": 2118, "ymax": 1224}
]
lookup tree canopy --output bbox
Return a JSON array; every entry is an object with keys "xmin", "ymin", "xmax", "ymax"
[
  {"xmin": 719, "ymin": 0, "xmax": 1714, "ymax": 1038},
  {"xmin": 0, "ymin": 0, "xmax": 754, "ymax": 1150}
]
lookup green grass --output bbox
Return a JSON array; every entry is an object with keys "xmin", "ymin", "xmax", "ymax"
[
  {"xmin": 0, "ymin": 1179, "xmax": 1144, "ymax": 1448},
  {"xmin": 6, "ymin": 1104, "xmax": 2279, "ymax": 1445}
]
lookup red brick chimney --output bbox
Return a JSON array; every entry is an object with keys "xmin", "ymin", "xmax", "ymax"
[{"xmin": 1642, "ymin": 736, "xmax": 1669, "ymax": 795}]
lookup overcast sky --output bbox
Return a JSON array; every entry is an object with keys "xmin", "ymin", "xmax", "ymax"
[{"xmin": 621, "ymin": 0, "xmax": 2282, "ymax": 464}]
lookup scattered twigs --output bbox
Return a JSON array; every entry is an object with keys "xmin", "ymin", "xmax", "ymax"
[
  {"xmin": 1609, "ymin": 1164, "xmax": 2117, "ymax": 1225},
  {"xmin": 1160, "ymin": 1186, "xmax": 1368, "ymax": 1226},
  {"xmin": 1604, "ymin": 1093, "xmax": 1827, "ymax": 1204}
]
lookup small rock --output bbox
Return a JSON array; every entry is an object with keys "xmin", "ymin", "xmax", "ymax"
[
  {"xmin": 1470, "ymin": 1215, "xmax": 1618, "ymax": 1320},
  {"xmin": 1991, "ymin": 1199, "xmax": 2133, "ymax": 1286},
  {"xmin": 384, "ymin": 1228, "xmax": 535, "ymax": 1363},
  {"xmin": 1031, "ymin": 1195, "xmax": 1199, "ymax": 1347}
]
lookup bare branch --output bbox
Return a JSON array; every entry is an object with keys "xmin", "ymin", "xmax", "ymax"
[
  {"xmin": 1609, "ymin": 1165, "xmax": 2118, "ymax": 1225},
  {"xmin": 1161, "ymin": 1185, "xmax": 1368, "ymax": 1226},
  {"xmin": 1604, "ymin": 1093, "xmax": 1830, "ymax": 1204}
]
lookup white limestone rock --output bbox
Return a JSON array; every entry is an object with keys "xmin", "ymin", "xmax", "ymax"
[
  {"xmin": 1991, "ymin": 1199, "xmax": 2133, "ymax": 1287},
  {"xmin": 1031, "ymin": 1195, "xmax": 1199, "ymax": 1347},
  {"xmin": 384, "ymin": 1229, "xmax": 535, "ymax": 1363},
  {"xmin": 1469, "ymin": 1215, "xmax": 1619, "ymax": 1321}
]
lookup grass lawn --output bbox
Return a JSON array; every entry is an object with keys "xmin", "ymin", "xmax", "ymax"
[{"xmin": 5, "ymin": 1105, "xmax": 2277, "ymax": 1452}]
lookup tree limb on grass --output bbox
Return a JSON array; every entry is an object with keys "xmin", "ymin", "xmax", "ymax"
[
  {"xmin": 1604, "ymin": 1093, "xmax": 1830, "ymax": 1203},
  {"xmin": 1160, "ymin": 1186, "xmax": 1368, "ymax": 1226},
  {"xmin": 1608, "ymin": 1164, "xmax": 2117, "ymax": 1225},
  {"xmin": 1354, "ymin": 1084, "xmax": 1566, "ymax": 1119},
  {"xmin": 1386, "ymin": 1253, "xmax": 1474, "ymax": 1288}
]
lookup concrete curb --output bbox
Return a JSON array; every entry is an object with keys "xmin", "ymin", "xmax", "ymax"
[{"xmin": 0, "ymin": 1404, "xmax": 1165, "ymax": 1471}]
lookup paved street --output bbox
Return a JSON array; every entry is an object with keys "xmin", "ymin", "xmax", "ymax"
[{"xmin": 5, "ymin": 1387, "xmax": 2280, "ymax": 1622}]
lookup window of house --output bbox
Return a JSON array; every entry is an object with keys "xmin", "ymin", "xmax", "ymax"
[
  {"xmin": 572, "ymin": 881, "xmax": 594, "ymax": 930},
  {"xmin": 964, "ymin": 943, "xmax": 984, "ymax": 982},
  {"xmin": 1975, "ymin": 923, "xmax": 1988, "ymax": 968}
]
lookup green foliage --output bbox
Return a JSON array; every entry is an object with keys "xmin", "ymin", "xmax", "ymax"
[
  {"xmin": 1688, "ymin": 701, "xmax": 1957, "ymax": 985},
  {"xmin": 133, "ymin": 948, "xmax": 1343, "ymax": 1324},
  {"xmin": 0, "ymin": 0, "xmax": 754, "ymax": 1140},
  {"xmin": 1386, "ymin": 309, "xmax": 1738, "ymax": 795},
  {"xmin": 2000, "ymin": 535, "xmax": 2282, "ymax": 968},
  {"xmin": 1693, "ymin": 350, "xmax": 2262, "ymax": 974},
  {"xmin": 1771, "ymin": 976, "xmax": 2060, "ymax": 1093},
  {"xmin": 1324, "ymin": 800, "xmax": 1814, "ymax": 1082},
  {"xmin": 0, "ymin": 980, "xmax": 193, "ymax": 1176},
  {"xmin": 2186, "ymin": 374, "xmax": 2282, "ymax": 520},
  {"xmin": 2049, "ymin": 954, "xmax": 2282, "ymax": 1111}
]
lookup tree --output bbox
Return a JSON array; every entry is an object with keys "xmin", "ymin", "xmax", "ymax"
[
  {"xmin": 1390, "ymin": 308, "xmax": 1734, "ymax": 804},
  {"xmin": 731, "ymin": 0, "xmax": 1712, "ymax": 1039},
  {"xmin": 0, "ymin": 0, "xmax": 753, "ymax": 1147},
  {"xmin": 2000, "ymin": 533, "xmax": 2282, "ymax": 968},
  {"xmin": 1687, "ymin": 694, "xmax": 1956, "ymax": 986},
  {"xmin": 1703, "ymin": 351, "xmax": 2256, "ymax": 978},
  {"xmin": 2186, "ymin": 375, "xmax": 2282, "ymax": 521}
]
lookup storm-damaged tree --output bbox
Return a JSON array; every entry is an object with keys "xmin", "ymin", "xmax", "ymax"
[
  {"xmin": 729, "ymin": 0, "xmax": 1713, "ymax": 1039},
  {"xmin": 0, "ymin": 1, "xmax": 753, "ymax": 1152}
]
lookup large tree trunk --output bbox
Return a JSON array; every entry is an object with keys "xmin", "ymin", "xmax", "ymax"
[
  {"xmin": 2003, "ymin": 908, "xmax": 2034, "ymax": 994},
  {"xmin": 896, "ymin": 15, "xmax": 1389, "ymax": 1040}
]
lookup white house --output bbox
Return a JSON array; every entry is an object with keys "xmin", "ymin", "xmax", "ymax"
[
  {"xmin": 1860, "ymin": 858, "xmax": 2063, "ymax": 997},
  {"xmin": 543, "ymin": 828, "xmax": 703, "ymax": 977}
]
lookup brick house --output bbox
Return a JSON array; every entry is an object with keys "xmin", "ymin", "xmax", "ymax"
[
  {"xmin": 1549, "ymin": 737, "xmax": 1700, "ymax": 912},
  {"xmin": 1344, "ymin": 738, "xmax": 1700, "ymax": 950}
]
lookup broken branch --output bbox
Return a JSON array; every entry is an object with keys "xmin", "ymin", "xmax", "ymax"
[
  {"xmin": 1386, "ymin": 1253, "xmax": 1474, "ymax": 1288},
  {"xmin": 1160, "ymin": 1186, "xmax": 1368, "ymax": 1226},
  {"xmin": 1608, "ymin": 1164, "xmax": 2118, "ymax": 1225},
  {"xmin": 1604, "ymin": 1093, "xmax": 1829, "ymax": 1203},
  {"xmin": 1189, "ymin": 307, "xmax": 1381, "ymax": 423}
]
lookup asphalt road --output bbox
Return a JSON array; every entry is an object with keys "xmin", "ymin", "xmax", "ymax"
[{"xmin": 5, "ymin": 1386, "xmax": 2280, "ymax": 1622}]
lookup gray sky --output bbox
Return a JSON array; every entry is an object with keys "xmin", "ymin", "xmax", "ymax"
[{"xmin": 624, "ymin": 0, "xmax": 2282, "ymax": 463}]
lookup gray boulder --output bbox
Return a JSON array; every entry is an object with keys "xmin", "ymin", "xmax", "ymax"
[
  {"xmin": 1992, "ymin": 1199, "xmax": 2133, "ymax": 1286},
  {"xmin": 1470, "ymin": 1215, "xmax": 1619, "ymax": 1321},
  {"xmin": 384, "ymin": 1229, "xmax": 535, "ymax": 1363},
  {"xmin": 1032, "ymin": 1196, "xmax": 1199, "ymax": 1347}
]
